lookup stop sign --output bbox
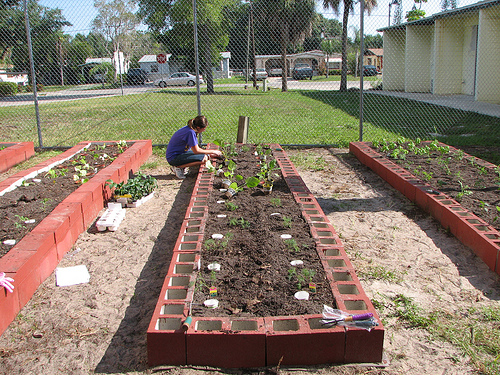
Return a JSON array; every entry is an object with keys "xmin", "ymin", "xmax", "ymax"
[{"xmin": 156, "ymin": 53, "xmax": 167, "ymax": 64}]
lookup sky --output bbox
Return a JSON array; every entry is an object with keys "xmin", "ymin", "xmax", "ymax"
[{"xmin": 39, "ymin": 0, "xmax": 482, "ymax": 38}]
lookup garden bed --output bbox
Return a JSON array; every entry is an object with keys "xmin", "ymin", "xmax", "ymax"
[
  {"xmin": 147, "ymin": 144, "xmax": 385, "ymax": 368},
  {"xmin": 350, "ymin": 140, "xmax": 500, "ymax": 274},
  {"xmin": 0, "ymin": 140, "xmax": 152, "ymax": 336},
  {"xmin": 0, "ymin": 142, "xmax": 35, "ymax": 173}
]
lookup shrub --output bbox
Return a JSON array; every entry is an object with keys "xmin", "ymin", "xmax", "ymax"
[
  {"xmin": 0, "ymin": 82, "xmax": 19, "ymax": 97},
  {"xmin": 329, "ymin": 69, "xmax": 341, "ymax": 75}
]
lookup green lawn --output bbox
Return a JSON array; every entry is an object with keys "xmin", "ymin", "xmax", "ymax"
[{"xmin": 1, "ymin": 87, "xmax": 499, "ymax": 152}]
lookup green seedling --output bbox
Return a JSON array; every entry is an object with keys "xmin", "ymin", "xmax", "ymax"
[
  {"xmin": 41, "ymin": 197, "xmax": 51, "ymax": 212},
  {"xmin": 284, "ymin": 238, "xmax": 299, "ymax": 252},
  {"xmin": 282, "ymin": 216, "xmax": 292, "ymax": 228},
  {"xmin": 457, "ymin": 180, "xmax": 473, "ymax": 201},
  {"xmin": 225, "ymin": 201, "xmax": 238, "ymax": 211},
  {"xmin": 13, "ymin": 215, "xmax": 29, "ymax": 229},
  {"xmin": 270, "ymin": 198, "xmax": 282, "ymax": 207},
  {"xmin": 229, "ymin": 217, "xmax": 250, "ymax": 229}
]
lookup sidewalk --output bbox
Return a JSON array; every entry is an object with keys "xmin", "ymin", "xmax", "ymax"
[{"xmin": 371, "ymin": 90, "xmax": 500, "ymax": 118}]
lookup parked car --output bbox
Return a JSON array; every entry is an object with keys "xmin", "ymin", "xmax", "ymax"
[
  {"xmin": 250, "ymin": 68, "xmax": 268, "ymax": 80},
  {"xmin": 127, "ymin": 68, "xmax": 148, "ymax": 84},
  {"xmin": 154, "ymin": 72, "xmax": 204, "ymax": 87},
  {"xmin": 292, "ymin": 64, "xmax": 313, "ymax": 80},
  {"xmin": 268, "ymin": 68, "xmax": 282, "ymax": 77},
  {"xmin": 362, "ymin": 65, "xmax": 380, "ymax": 76}
]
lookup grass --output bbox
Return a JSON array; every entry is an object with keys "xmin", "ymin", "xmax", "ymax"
[
  {"xmin": 2, "ymin": 87, "xmax": 499, "ymax": 151},
  {"xmin": 375, "ymin": 293, "xmax": 500, "ymax": 375}
]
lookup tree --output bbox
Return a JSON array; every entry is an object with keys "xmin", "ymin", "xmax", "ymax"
[
  {"xmin": 254, "ymin": 0, "xmax": 316, "ymax": 92},
  {"xmin": 320, "ymin": 39, "xmax": 340, "ymax": 78},
  {"xmin": 138, "ymin": 0, "xmax": 235, "ymax": 94},
  {"xmin": 92, "ymin": 0, "xmax": 139, "ymax": 77},
  {"xmin": 322, "ymin": 0, "xmax": 377, "ymax": 91},
  {"xmin": 441, "ymin": 0, "xmax": 457, "ymax": 11}
]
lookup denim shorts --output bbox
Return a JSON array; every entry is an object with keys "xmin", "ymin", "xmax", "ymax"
[{"xmin": 168, "ymin": 150, "xmax": 205, "ymax": 166}]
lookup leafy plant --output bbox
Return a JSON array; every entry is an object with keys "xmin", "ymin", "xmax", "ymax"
[
  {"xmin": 13, "ymin": 215, "xmax": 29, "ymax": 229},
  {"xmin": 457, "ymin": 180, "xmax": 473, "ymax": 201},
  {"xmin": 284, "ymin": 238, "xmax": 299, "ymax": 252},
  {"xmin": 106, "ymin": 171, "xmax": 158, "ymax": 201},
  {"xmin": 225, "ymin": 201, "xmax": 238, "ymax": 211},
  {"xmin": 270, "ymin": 198, "xmax": 282, "ymax": 207},
  {"xmin": 282, "ymin": 216, "xmax": 292, "ymax": 228},
  {"xmin": 229, "ymin": 217, "xmax": 250, "ymax": 229}
]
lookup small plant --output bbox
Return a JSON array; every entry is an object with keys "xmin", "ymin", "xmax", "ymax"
[
  {"xmin": 229, "ymin": 217, "xmax": 250, "ymax": 229},
  {"xmin": 284, "ymin": 238, "xmax": 300, "ymax": 252},
  {"xmin": 41, "ymin": 197, "xmax": 51, "ymax": 212},
  {"xmin": 454, "ymin": 149, "xmax": 464, "ymax": 161},
  {"xmin": 456, "ymin": 180, "xmax": 473, "ymax": 201},
  {"xmin": 493, "ymin": 206, "xmax": 500, "ymax": 223},
  {"xmin": 270, "ymin": 197, "xmax": 282, "ymax": 207},
  {"xmin": 117, "ymin": 140, "xmax": 128, "ymax": 153},
  {"xmin": 204, "ymin": 232, "xmax": 233, "ymax": 252},
  {"xmin": 13, "ymin": 215, "xmax": 29, "ymax": 229},
  {"xmin": 421, "ymin": 171, "xmax": 433, "ymax": 182},
  {"xmin": 282, "ymin": 216, "xmax": 292, "ymax": 228},
  {"xmin": 225, "ymin": 201, "xmax": 238, "ymax": 211}
]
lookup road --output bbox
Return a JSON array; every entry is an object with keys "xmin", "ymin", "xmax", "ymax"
[{"xmin": 0, "ymin": 79, "xmax": 375, "ymax": 107}]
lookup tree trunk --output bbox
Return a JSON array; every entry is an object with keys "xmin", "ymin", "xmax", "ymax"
[
  {"xmin": 281, "ymin": 22, "xmax": 289, "ymax": 92},
  {"xmin": 201, "ymin": 24, "xmax": 214, "ymax": 94},
  {"xmin": 340, "ymin": 3, "xmax": 351, "ymax": 92}
]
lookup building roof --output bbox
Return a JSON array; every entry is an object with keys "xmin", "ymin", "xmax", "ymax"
[
  {"xmin": 365, "ymin": 48, "xmax": 383, "ymax": 56},
  {"xmin": 85, "ymin": 57, "xmax": 112, "ymax": 64},
  {"xmin": 256, "ymin": 50, "xmax": 327, "ymax": 59},
  {"xmin": 138, "ymin": 54, "xmax": 172, "ymax": 63},
  {"xmin": 378, "ymin": 0, "xmax": 500, "ymax": 32}
]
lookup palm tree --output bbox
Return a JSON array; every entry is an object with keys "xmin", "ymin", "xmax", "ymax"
[
  {"xmin": 322, "ymin": 0, "xmax": 377, "ymax": 91},
  {"xmin": 254, "ymin": 0, "xmax": 316, "ymax": 92}
]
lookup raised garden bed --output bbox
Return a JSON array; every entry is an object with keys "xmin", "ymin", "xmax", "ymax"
[
  {"xmin": 147, "ymin": 144, "xmax": 385, "ymax": 368},
  {"xmin": 0, "ymin": 140, "xmax": 152, "ymax": 336},
  {"xmin": 350, "ymin": 141, "xmax": 500, "ymax": 275},
  {"xmin": 0, "ymin": 142, "xmax": 35, "ymax": 173}
]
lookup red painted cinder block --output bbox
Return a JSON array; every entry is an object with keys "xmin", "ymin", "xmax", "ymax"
[
  {"xmin": 186, "ymin": 317, "xmax": 266, "ymax": 368},
  {"xmin": 0, "ymin": 275, "xmax": 20, "ymax": 336},
  {"xmin": 344, "ymin": 325, "xmax": 385, "ymax": 363},
  {"xmin": 265, "ymin": 316, "xmax": 346, "ymax": 366},
  {"xmin": 147, "ymin": 322, "xmax": 186, "ymax": 366}
]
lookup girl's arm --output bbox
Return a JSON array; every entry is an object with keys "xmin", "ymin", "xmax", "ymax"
[{"xmin": 191, "ymin": 144, "xmax": 222, "ymax": 157}]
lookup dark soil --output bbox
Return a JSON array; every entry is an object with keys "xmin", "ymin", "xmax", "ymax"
[
  {"xmin": 0, "ymin": 144, "xmax": 127, "ymax": 257},
  {"xmin": 192, "ymin": 146, "xmax": 337, "ymax": 318},
  {"xmin": 371, "ymin": 140, "xmax": 500, "ymax": 231}
]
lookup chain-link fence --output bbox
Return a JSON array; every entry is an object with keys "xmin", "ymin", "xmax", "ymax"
[{"xmin": 0, "ymin": 0, "xmax": 499, "ymax": 148}]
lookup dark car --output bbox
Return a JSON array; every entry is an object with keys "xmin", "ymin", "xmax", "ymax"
[
  {"xmin": 127, "ymin": 68, "xmax": 148, "ymax": 84},
  {"xmin": 292, "ymin": 64, "xmax": 313, "ymax": 80},
  {"xmin": 362, "ymin": 65, "xmax": 380, "ymax": 77}
]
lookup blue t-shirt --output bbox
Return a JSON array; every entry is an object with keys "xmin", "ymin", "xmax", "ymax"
[{"xmin": 166, "ymin": 126, "xmax": 198, "ymax": 162}]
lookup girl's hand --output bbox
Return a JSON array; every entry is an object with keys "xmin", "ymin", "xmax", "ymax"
[{"xmin": 212, "ymin": 150, "xmax": 222, "ymax": 157}]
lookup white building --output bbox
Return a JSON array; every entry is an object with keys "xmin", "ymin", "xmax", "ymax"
[{"xmin": 379, "ymin": 0, "xmax": 500, "ymax": 105}]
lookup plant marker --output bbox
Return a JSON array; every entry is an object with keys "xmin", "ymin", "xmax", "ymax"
[
  {"xmin": 207, "ymin": 263, "xmax": 221, "ymax": 271},
  {"xmin": 290, "ymin": 260, "xmax": 303, "ymax": 266},
  {"xmin": 281, "ymin": 234, "xmax": 292, "ymax": 239},
  {"xmin": 217, "ymin": 214, "xmax": 227, "ymax": 218},
  {"xmin": 25, "ymin": 219, "xmax": 36, "ymax": 224},
  {"xmin": 204, "ymin": 299, "xmax": 219, "ymax": 308},
  {"xmin": 209, "ymin": 287, "xmax": 217, "ymax": 297},
  {"xmin": 294, "ymin": 291, "xmax": 309, "ymax": 300},
  {"xmin": 212, "ymin": 233, "xmax": 224, "ymax": 239},
  {"xmin": 309, "ymin": 282, "xmax": 317, "ymax": 293},
  {"xmin": 3, "ymin": 240, "xmax": 15, "ymax": 246}
]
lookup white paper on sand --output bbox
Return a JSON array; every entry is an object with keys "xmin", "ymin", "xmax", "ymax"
[{"xmin": 55, "ymin": 265, "xmax": 90, "ymax": 287}]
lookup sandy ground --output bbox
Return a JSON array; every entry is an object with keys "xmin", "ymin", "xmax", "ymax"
[{"xmin": 0, "ymin": 147, "xmax": 499, "ymax": 375}]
